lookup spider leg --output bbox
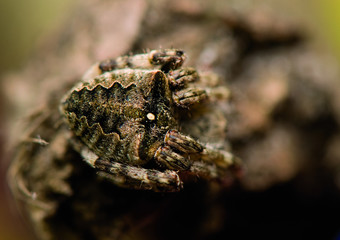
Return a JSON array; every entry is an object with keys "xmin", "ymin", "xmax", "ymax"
[
  {"xmin": 95, "ymin": 159, "xmax": 183, "ymax": 192},
  {"xmin": 168, "ymin": 67, "xmax": 208, "ymax": 107},
  {"xmin": 77, "ymin": 144, "xmax": 182, "ymax": 192},
  {"xmin": 168, "ymin": 67, "xmax": 199, "ymax": 88},
  {"xmin": 172, "ymin": 87, "xmax": 208, "ymax": 107},
  {"xmin": 155, "ymin": 130, "xmax": 241, "ymax": 179},
  {"xmin": 82, "ymin": 49, "xmax": 186, "ymax": 80}
]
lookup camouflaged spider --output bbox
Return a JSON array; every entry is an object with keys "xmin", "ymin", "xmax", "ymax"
[{"xmin": 60, "ymin": 49, "xmax": 240, "ymax": 192}]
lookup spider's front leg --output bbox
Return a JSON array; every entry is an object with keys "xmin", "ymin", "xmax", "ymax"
[
  {"xmin": 83, "ymin": 49, "xmax": 186, "ymax": 80},
  {"xmin": 172, "ymin": 88, "xmax": 208, "ymax": 108},
  {"xmin": 169, "ymin": 68, "xmax": 209, "ymax": 108},
  {"xmin": 155, "ymin": 130, "xmax": 241, "ymax": 180},
  {"xmin": 170, "ymin": 68, "xmax": 232, "ymax": 107}
]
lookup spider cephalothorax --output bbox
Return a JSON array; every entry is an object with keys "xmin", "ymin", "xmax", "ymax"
[{"xmin": 60, "ymin": 49, "xmax": 240, "ymax": 192}]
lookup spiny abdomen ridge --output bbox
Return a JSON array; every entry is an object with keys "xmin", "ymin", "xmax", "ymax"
[{"xmin": 63, "ymin": 82, "xmax": 145, "ymax": 135}]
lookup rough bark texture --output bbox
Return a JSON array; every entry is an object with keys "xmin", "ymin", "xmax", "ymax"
[{"xmin": 4, "ymin": 0, "xmax": 340, "ymax": 239}]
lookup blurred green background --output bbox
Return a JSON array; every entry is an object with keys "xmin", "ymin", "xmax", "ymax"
[
  {"xmin": 0, "ymin": 0, "xmax": 73, "ymax": 72},
  {"xmin": 0, "ymin": 0, "xmax": 340, "ymax": 239},
  {"xmin": 1, "ymin": 0, "xmax": 340, "ymax": 74},
  {"xmin": 0, "ymin": 2, "xmax": 73, "ymax": 240}
]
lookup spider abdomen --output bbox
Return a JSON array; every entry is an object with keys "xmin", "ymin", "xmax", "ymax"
[{"xmin": 61, "ymin": 69, "xmax": 176, "ymax": 165}]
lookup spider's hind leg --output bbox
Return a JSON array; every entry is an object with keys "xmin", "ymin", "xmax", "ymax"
[
  {"xmin": 76, "ymin": 143, "xmax": 182, "ymax": 192},
  {"xmin": 95, "ymin": 159, "xmax": 182, "ymax": 192}
]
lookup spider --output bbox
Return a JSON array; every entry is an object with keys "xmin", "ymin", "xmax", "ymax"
[{"xmin": 60, "ymin": 49, "xmax": 240, "ymax": 192}]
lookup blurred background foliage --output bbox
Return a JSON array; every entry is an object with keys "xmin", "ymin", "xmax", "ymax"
[
  {"xmin": 1, "ymin": 0, "xmax": 340, "ymax": 74},
  {"xmin": 0, "ymin": 0, "xmax": 73, "ymax": 73},
  {"xmin": 0, "ymin": 2, "xmax": 73, "ymax": 240},
  {"xmin": 0, "ymin": 0, "xmax": 340, "ymax": 239}
]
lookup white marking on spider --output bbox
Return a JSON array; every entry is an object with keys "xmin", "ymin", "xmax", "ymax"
[{"xmin": 147, "ymin": 113, "xmax": 155, "ymax": 121}]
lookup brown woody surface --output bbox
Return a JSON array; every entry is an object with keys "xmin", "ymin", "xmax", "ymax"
[{"xmin": 3, "ymin": 0, "xmax": 340, "ymax": 239}]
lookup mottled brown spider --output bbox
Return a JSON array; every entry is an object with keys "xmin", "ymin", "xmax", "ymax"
[{"xmin": 60, "ymin": 49, "xmax": 240, "ymax": 192}]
